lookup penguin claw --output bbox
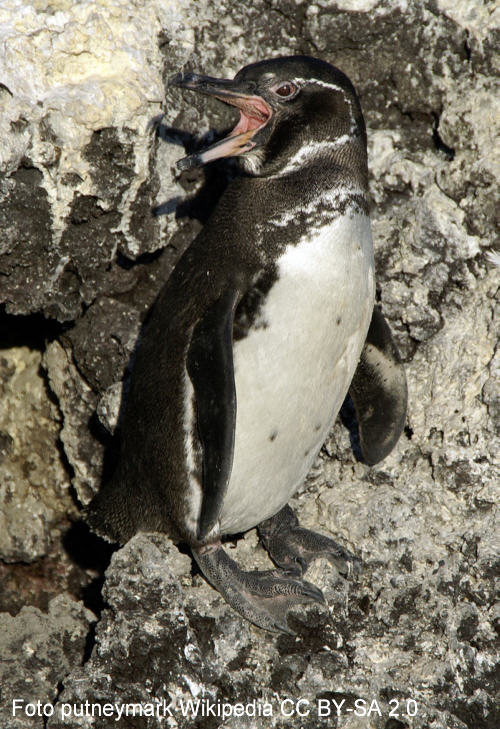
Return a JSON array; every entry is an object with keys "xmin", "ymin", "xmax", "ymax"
[
  {"xmin": 299, "ymin": 580, "xmax": 326, "ymax": 604},
  {"xmin": 193, "ymin": 544, "xmax": 327, "ymax": 634}
]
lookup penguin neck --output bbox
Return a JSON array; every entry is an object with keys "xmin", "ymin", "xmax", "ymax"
[
  {"xmin": 243, "ymin": 135, "xmax": 368, "ymax": 190},
  {"xmin": 228, "ymin": 155, "xmax": 370, "ymax": 267}
]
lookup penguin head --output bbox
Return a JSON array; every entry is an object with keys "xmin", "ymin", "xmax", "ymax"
[{"xmin": 171, "ymin": 55, "xmax": 366, "ymax": 178}]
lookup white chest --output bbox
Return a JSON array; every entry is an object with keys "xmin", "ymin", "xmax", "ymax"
[{"xmin": 219, "ymin": 212, "xmax": 375, "ymax": 535}]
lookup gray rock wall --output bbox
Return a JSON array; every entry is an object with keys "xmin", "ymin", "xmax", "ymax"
[{"xmin": 0, "ymin": 1, "xmax": 498, "ymax": 728}]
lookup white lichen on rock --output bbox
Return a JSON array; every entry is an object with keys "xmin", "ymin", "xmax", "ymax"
[{"xmin": 0, "ymin": 0, "xmax": 209, "ymax": 249}]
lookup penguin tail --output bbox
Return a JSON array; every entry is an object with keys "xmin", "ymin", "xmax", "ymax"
[{"xmin": 85, "ymin": 478, "xmax": 134, "ymax": 545}]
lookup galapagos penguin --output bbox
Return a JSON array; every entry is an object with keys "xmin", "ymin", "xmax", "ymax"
[{"xmin": 87, "ymin": 56, "xmax": 407, "ymax": 633}]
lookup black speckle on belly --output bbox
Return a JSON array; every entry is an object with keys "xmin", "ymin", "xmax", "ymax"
[
  {"xmin": 315, "ymin": 423, "xmax": 322, "ymax": 432},
  {"xmin": 233, "ymin": 266, "xmax": 277, "ymax": 340},
  {"xmin": 336, "ymin": 316, "xmax": 342, "ymax": 326},
  {"xmin": 269, "ymin": 430, "xmax": 278, "ymax": 442}
]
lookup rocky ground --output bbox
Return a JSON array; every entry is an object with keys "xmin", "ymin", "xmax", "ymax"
[{"xmin": 0, "ymin": 1, "xmax": 498, "ymax": 728}]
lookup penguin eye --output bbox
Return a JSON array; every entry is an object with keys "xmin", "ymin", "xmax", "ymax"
[{"xmin": 272, "ymin": 81, "xmax": 298, "ymax": 99}]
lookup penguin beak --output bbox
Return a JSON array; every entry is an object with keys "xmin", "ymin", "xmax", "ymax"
[{"xmin": 170, "ymin": 72, "xmax": 272, "ymax": 170}]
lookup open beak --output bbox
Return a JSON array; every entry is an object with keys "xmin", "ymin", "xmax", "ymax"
[{"xmin": 170, "ymin": 72, "xmax": 272, "ymax": 170}]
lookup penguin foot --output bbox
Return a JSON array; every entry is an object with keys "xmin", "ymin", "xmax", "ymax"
[
  {"xmin": 193, "ymin": 543, "xmax": 325, "ymax": 634},
  {"xmin": 258, "ymin": 505, "xmax": 361, "ymax": 578}
]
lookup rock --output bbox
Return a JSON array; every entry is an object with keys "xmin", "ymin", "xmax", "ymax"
[
  {"xmin": 42, "ymin": 531, "xmax": 497, "ymax": 729},
  {"xmin": 0, "ymin": 1, "xmax": 498, "ymax": 728},
  {"xmin": 0, "ymin": 347, "xmax": 73, "ymax": 563},
  {"xmin": 46, "ymin": 535, "xmax": 211, "ymax": 729},
  {"xmin": 0, "ymin": 595, "xmax": 94, "ymax": 729},
  {"xmin": 43, "ymin": 340, "xmax": 102, "ymax": 505}
]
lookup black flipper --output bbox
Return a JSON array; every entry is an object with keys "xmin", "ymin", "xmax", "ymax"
[
  {"xmin": 187, "ymin": 289, "xmax": 239, "ymax": 541},
  {"xmin": 349, "ymin": 306, "xmax": 407, "ymax": 465}
]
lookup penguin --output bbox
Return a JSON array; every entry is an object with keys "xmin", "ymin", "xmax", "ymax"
[{"xmin": 87, "ymin": 56, "xmax": 407, "ymax": 633}]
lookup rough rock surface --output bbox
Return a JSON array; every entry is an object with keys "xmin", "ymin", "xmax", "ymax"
[
  {"xmin": 0, "ymin": 1, "xmax": 498, "ymax": 728},
  {"xmin": 0, "ymin": 346, "xmax": 74, "ymax": 563},
  {"xmin": 0, "ymin": 595, "xmax": 95, "ymax": 729}
]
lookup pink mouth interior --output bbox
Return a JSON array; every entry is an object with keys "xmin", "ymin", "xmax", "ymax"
[
  {"xmin": 215, "ymin": 95, "xmax": 272, "ymax": 137},
  {"xmin": 178, "ymin": 93, "xmax": 273, "ymax": 168}
]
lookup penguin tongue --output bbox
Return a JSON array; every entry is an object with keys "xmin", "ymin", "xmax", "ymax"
[{"xmin": 177, "ymin": 95, "xmax": 271, "ymax": 170}]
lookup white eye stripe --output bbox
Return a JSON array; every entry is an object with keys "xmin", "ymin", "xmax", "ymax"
[{"xmin": 293, "ymin": 77, "xmax": 345, "ymax": 93}]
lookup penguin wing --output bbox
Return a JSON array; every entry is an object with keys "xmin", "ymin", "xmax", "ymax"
[
  {"xmin": 187, "ymin": 288, "xmax": 239, "ymax": 540},
  {"xmin": 349, "ymin": 306, "xmax": 407, "ymax": 465}
]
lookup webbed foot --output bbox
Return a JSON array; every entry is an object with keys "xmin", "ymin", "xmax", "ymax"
[
  {"xmin": 258, "ymin": 505, "xmax": 361, "ymax": 578},
  {"xmin": 193, "ymin": 543, "xmax": 325, "ymax": 634}
]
